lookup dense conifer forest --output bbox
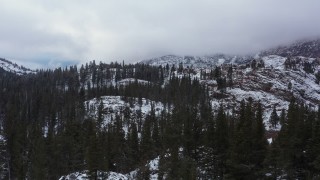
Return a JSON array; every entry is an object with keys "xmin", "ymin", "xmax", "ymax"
[{"xmin": 0, "ymin": 61, "xmax": 320, "ymax": 179}]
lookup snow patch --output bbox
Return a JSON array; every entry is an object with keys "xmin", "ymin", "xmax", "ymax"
[
  {"xmin": 59, "ymin": 171, "xmax": 128, "ymax": 180},
  {"xmin": 262, "ymin": 55, "xmax": 286, "ymax": 70},
  {"xmin": 85, "ymin": 96, "xmax": 165, "ymax": 135}
]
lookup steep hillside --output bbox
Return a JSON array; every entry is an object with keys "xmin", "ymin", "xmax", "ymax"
[
  {"xmin": 0, "ymin": 58, "xmax": 34, "ymax": 75},
  {"xmin": 139, "ymin": 54, "xmax": 320, "ymax": 131},
  {"xmin": 206, "ymin": 55, "xmax": 320, "ymax": 129},
  {"xmin": 85, "ymin": 96, "xmax": 164, "ymax": 133},
  {"xmin": 261, "ymin": 39, "xmax": 320, "ymax": 58}
]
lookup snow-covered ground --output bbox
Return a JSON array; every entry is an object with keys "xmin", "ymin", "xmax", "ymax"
[
  {"xmin": 59, "ymin": 171, "xmax": 128, "ymax": 180},
  {"xmin": 262, "ymin": 55, "xmax": 286, "ymax": 70},
  {"xmin": 86, "ymin": 96, "xmax": 165, "ymax": 135},
  {"xmin": 59, "ymin": 156, "xmax": 160, "ymax": 180},
  {"xmin": 227, "ymin": 88, "xmax": 289, "ymax": 130},
  {"xmin": 117, "ymin": 78, "xmax": 150, "ymax": 86},
  {"xmin": 86, "ymin": 96, "xmax": 164, "ymax": 121},
  {"xmin": 0, "ymin": 58, "xmax": 34, "ymax": 75}
]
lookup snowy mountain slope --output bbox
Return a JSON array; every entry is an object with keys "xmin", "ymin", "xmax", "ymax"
[
  {"xmin": 261, "ymin": 39, "xmax": 320, "ymax": 58},
  {"xmin": 85, "ymin": 96, "xmax": 165, "ymax": 134},
  {"xmin": 0, "ymin": 58, "xmax": 34, "ymax": 75},
  {"xmin": 140, "ymin": 54, "xmax": 253, "ymax": 68},
  {"xmin": 226, "ymin": 56, "xmax": 318, "ymax": 127},
  {"xmin": 84, "ymin": 54, "xmax": 320, "ymax": 131},
  {"xmin": 151, "ymin": 55, "xmax": 320, "ymax": 130}
]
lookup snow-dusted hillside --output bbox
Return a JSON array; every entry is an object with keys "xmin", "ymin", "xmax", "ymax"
[
  {"xmin": 261, "ymin": 39, "xmax": 320, "ymax": 58},
  {"xmin": 142, "ymin": 54, "xmax": 320, "ymax": 130},
  {"xmin": 212, "ymin": 55, "xmax": 319, "ymax": 129},
  {"xmin": 83, "ymin": 54, "xmax": 320, "ymax": 131},
  {"xmin": 86, "ymin": 96, "xmax": 165, "ymax": 133},
  {"xmin": 0, "ymin": 58, "xmax": 34, "ymax": 75},
  {"xmin": 141, "ymin": 54, "xmax": 252, "ymax": 68}
]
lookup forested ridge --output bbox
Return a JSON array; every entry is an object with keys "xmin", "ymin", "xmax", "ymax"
[{"xmin": 0, "ymin": 60, "xmax": 320, "ymax": 179}]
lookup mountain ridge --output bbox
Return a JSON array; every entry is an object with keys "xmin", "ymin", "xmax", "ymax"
[
  {"xmin": 0, "ymin": 58, "xmax": 35, "ymax": 75},
  {"xmin": 140, "ymin": 39, "xmax": 320, "ymax": 67},
  {"xmin": 1, "ymin": 38, "xmax": 320, "ymax": 179},
  {"xmin": 261, "ymin": 38, "xmax": 320, "ymax": 58}
]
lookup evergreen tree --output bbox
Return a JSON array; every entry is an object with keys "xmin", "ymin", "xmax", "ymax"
[
  {"xmin": 85, "ymin": 120, "xmax": 100, "ymax": 180},
  {"xmin": 152, "ymin": 118, "xmax": 160, "ymax": 153},
  {"xmin": 305, "ymin": 105, "xmax": 320, "ymax": 177},
  {"xmin": 279, "ymin": 109, "xmax": 286, "ymax": 126},
  {"xmin": 214, "ymin": 105, "xmax": 229, "ymax": 178},
  {"xmin": 227, "ymin": 65, "xmax": 233, "ymax": 88},
  {"xmin": 252, "ymin": 102, "xmax": 268, "ymax": 177},
  {"xmin": 269, "ymin": 105, "xmax": 279, "ymax": 128},
  {"xmin": 227, "ymin": 100, "xmax": 256, "ymax": 179},
  {"xmin": 97, "ymin": 99, "xmax": 104, "ymax": 128},
  {"xmin": 140, "ymin": 114, "xmax": 154, "ymax": 161},
  {"xmin": 136, "ymin": 164, "xmax": 151, "ymax": 180},
  {"xmin": 29, "ymin": 124, "xmax": 47, "ymax": 180},
  {"xmin": 128, "ymin": 122, "xmax": 139, "ymax": 168}
]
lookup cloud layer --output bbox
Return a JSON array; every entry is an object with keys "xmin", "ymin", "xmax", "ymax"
[{"xmin": 1, "ymin": 0, "xmax": 320, "ymax": 68}]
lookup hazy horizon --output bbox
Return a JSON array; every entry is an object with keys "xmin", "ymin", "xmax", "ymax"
[{"xmin": 1, "ymin": 0, "xmax": 320, "ymax": 68}]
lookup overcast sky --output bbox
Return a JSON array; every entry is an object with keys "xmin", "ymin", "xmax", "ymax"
[{"xmin": 1, "ymin": 0, "xmax": 320, "ymax": 68}]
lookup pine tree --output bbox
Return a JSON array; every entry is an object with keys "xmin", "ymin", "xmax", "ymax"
[
  {"xmin": 140, "ymin": 114, "xmax": 154, "ymax": 161},
  {"xmin": 183, "ymin": 107, "xmax": 194, "ymax": 157},
  {"xmin": 152, "ymin": 118, "xmax": 160, "ymax": 153},
  {"xmin": 279, "ymin": 109, "xmax": 286, "ymax": 126},
  {"xmin": 29, "ymin": 124, "xmax": 47, "ymax": 180},
  {"xmin": 128, "ymin": 122, "xmax": 139, "ymax": 168},
  {"xmin": 305, "ymin": 105, "xmax": 320, "ymax": 177},
  {"xmin": 86, "ymin": 127, "xmax": 99, "ymax": 180},
  {"xmin": 269, "ymin": 105, "xmax": 279, "ymax": 128},
  {"xmin": 275, "ymin": 98, "xmax": 307, "ymax": 178},
  {"xmin": 97, "ymin": 99, "xmax": 104, "ymax": 128},
  {"xmin": 252, "ymin": 102, "xmax": 268, "ymax": 177},
  {"xmin": 7, "ymin": 120, "xmax": 28, "ymax": 179},
  {"xmin": 180, "ymin": 157, "xmax": 197, "ymax": 180},
  {"xmin": 214, "ymin": 105, "xmax": 229, "ymax": 178},
  {"xmin": 227, "ymin": 100, "xmax": 255, "ymax": 179},
  {"xmin": 227, "ymin": 65, "xmax": 233, "ymax": 88},
  {"xmin": 137, "ymin": 164, "xmax": 151, "ymax": 180}
]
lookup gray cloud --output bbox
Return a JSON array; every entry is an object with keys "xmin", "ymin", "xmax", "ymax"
[{"xmin": 0, "ymin": 0, "xmax": 320, "ymax": 68}]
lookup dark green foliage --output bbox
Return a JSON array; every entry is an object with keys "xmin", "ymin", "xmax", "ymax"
[
  {"xmin": 136, "ymin": 164, "xmax": 151, "ymax": 180},
  {"xmin": 252, "ymin": 102, "xmax": 268, "ymax": 176},
  {"xmin": 303, "ymin": 62, "xmax": 314, "ymax": 73},
  {"xmin": 226, "ymin": 100, "xmax": 267, "ymax": 179},
  {"xmin": 0, "ymin": 61, "xmax": 319, "ymax": 179},
  {"xmin": 266, "ymin": 98, "xmax": 318, "ymax": 179},
  {"xmin": 315, "ymin": 70, "xmax": 320, "ymax": 84},
  {"xmin": 217, "ymin": 77, "xmax": 227, "ymax": 93},
  {"xmin": 269, "ymin": 105, "xmax": 279, "ymax": 128},
  {"xmin": 214, "ymin": 105, "xmax": 229, "ymax": 178},
  {"xmin": 140, "ymin": 113, "xmax": 154, "ymax": 161},
  {"xmin": 279, "ymin": 108, "xmax": 286, "ymax": 126}
]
